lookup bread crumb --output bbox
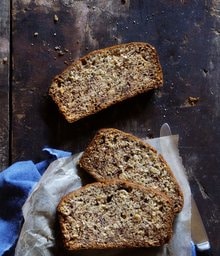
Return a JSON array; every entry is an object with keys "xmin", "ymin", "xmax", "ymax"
[
  {"xmin": 2, "ymin": 57, "xmax": 8, "ymax": 64},
  {"xmin": 186, "ymin": 96, "xmax": 200, "ymax": 106},
  {"xmin": 54, "ymin": 46, "xmax": 61, "ymax": 51},
  {"xmin": 54, "ymin": 14, "xmax": 59, "ymax": 23},
  {"xmin": 58, "ymin": 50, "xmax": 65, "ymax": 56},
  {"xmin": 34, "ymin": 32, "xmax": 39, "ymax": 37}
]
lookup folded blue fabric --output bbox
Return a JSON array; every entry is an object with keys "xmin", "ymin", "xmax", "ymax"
[
  {"xmin": 191, "ymin": 241, "xmax": 197, "ymax": 256},
  {"xmin": 0, "ymin": 148, "xmax": 71, "ymax": 256}
]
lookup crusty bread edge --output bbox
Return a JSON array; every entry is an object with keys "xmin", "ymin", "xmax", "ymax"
[
  {"xmin": 49, "ymin": 42, "xmax": 163, "ymax": 123},
  {"xmin": 79, "ymin": 128, "xmax": 184, "ymax": 213},
  {"xmin": 57, "ymin": 179, "xmax": 174, "ymax": 251}
]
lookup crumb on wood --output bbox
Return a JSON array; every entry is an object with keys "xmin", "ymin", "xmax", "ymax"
[
  {"xmin": 34, "ymin": 32, "xmax": 39, "ymax": 37},
  {"xmin": 2, "ymin": 57, "xmax": 8, "ymax": 64},
  {"xmin": 54, "ymin": 46, "xmax": 61, "ymax": 51},
  {"xmin": 58, "ymin": 50, "xmax": 65, "ymax": 56},
  {"xmin": 54, "ymin": 14, "xmax": 59, "ymax": 23},
  {"xmin": 147, "ymin": 129, "xmax": 154, "ymax": 139},
  {"xmin": 187, "ymin": 96, "xmax": 200, "ymax": 106}
]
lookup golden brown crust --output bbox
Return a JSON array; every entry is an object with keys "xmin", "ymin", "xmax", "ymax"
[
  {"xmin": 49, "ymin": 42, "xmax": 163, "ymax": 123},
  {"xmin": 57, "ymin": 179, "xmax": 174, "ymax": 251},
  {"xmin": 79, "ymin": 128, "xmax": 184, "ymax": 213}
]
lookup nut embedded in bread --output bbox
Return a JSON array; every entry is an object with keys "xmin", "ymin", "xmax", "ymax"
[
  {"xmin": 79, "ymin": 128, "xmax": 184, "ymax": 213},
  {"xmin": 57, "ymin": 180, "xmax": 174, "ymax": 251},
  {"xmin": 49, "ymin": 42, "xmax": 163, "ymax": 123}
]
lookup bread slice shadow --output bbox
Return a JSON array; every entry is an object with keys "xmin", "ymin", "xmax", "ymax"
[
  {"xmin": 58, "ymin": 246, "xmax": 164, "ymax": 256},
  {"xmin": 41, "ymin": 90, "xmax": 157, "ymax": 151}
]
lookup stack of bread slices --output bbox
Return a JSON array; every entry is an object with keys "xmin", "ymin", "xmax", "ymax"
[
  {"xmin": 50, "ymin": 42, "xmax": 183, "ymax": 252},
  {"xmin": 57, "ymin": 128, "xmax": 184, "ymax": 251}
]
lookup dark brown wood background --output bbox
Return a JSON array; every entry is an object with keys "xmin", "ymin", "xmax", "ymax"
[{"xmin": 0, "ymin": 0, "xmax": 220, "ymax": 254}]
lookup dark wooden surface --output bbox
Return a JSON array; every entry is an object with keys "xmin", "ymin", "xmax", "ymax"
[
  {"xmin": 1, "ymin": 0, "xmax": 220, "ymax": 254},
  {"xmin": 0, "ymin": 0, "xmax": 10, "ymax": 171}
]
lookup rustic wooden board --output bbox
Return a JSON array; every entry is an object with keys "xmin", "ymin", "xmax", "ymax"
[
  {"xmin": 0, "ymin": 0, "xmax": 10, "ymax": 171},
  {"xmin": 11, "ymin": 0, "xmax": 220, "ymax": 254}
]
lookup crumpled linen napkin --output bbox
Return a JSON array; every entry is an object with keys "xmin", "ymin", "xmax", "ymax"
[{"xmin": 0, "ymin": 148, "xmax": 71, "ymax": 256}]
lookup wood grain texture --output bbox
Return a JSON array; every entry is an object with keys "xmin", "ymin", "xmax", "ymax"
[
  {"xmin": 0, "ymin": 0, "xmax": 10, "ymax": 171},
  {"xmin": 11, "ymin": 0, "xmax": 220, "ymax": 254}
]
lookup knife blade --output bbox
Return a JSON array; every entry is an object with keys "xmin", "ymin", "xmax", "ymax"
[
  {"xmin": 160, "ymin": 123, "xmax": 212, "ymax": 256},
  {"xmin": 160, "ymin": 123, "xmax": 172, "ymax": 137},
  {"xmin": 191, "ymin": 196, "xmax": 211, "ymax": 254}
]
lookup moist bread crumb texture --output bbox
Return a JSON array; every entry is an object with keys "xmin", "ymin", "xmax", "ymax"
[
  {"xmin": 49, "ymin": 42, "xmax": 163, "ymax": 123},
  {"xmin": 79, "ymin": 128, "xmax": 184, "ymax": 213},
  {"xmin": 57, "ymin": 180, "xmax": 174, "ymax": 251}
]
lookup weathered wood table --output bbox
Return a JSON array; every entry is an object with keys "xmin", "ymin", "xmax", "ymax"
[{"xmin": 0, "ymin": 0, "xmax": 220, "ymax": 255}]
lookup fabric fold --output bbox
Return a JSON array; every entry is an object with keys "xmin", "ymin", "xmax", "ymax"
[{"xmin": 0, "ymin": 149, "xmax": 71, "ymax": 256}]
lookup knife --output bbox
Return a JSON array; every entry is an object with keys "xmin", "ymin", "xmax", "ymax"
[{"xmin": 160, "ymin": 123, "xmax": 212, "ymax": 256}]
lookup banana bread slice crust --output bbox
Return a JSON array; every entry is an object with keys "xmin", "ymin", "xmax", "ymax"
[
  {"xmin": 79, "ymin": 128, "xmax": 184, "ymax": 213},
  {"xmin": 49, "ymin": 42, "xmax": 163, "ymax": 123},
  {"xmin": 57, "ymin": 180, "xmax": 174, "ymax": 251}
]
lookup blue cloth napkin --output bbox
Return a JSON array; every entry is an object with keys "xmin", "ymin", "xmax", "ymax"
[
  {"xmin": 191, "ymin": 241, "xmax": 197, "ymax": 256},
  {"xmin": 0, "ymin": 148, "xmax": 71, "ymax": 256}
]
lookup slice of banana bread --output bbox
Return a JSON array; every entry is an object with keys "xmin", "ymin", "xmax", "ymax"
[
  {"xmin": 57, "ymin": 180, "xmax": 174, "ymax": 251},
  {"xmin": 79, "ymin": 128, "xmax": 184, "ymax": 213},
  {"xmin": 49, "ymin": 42, "xmax": 163, "ymax": 123}
]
